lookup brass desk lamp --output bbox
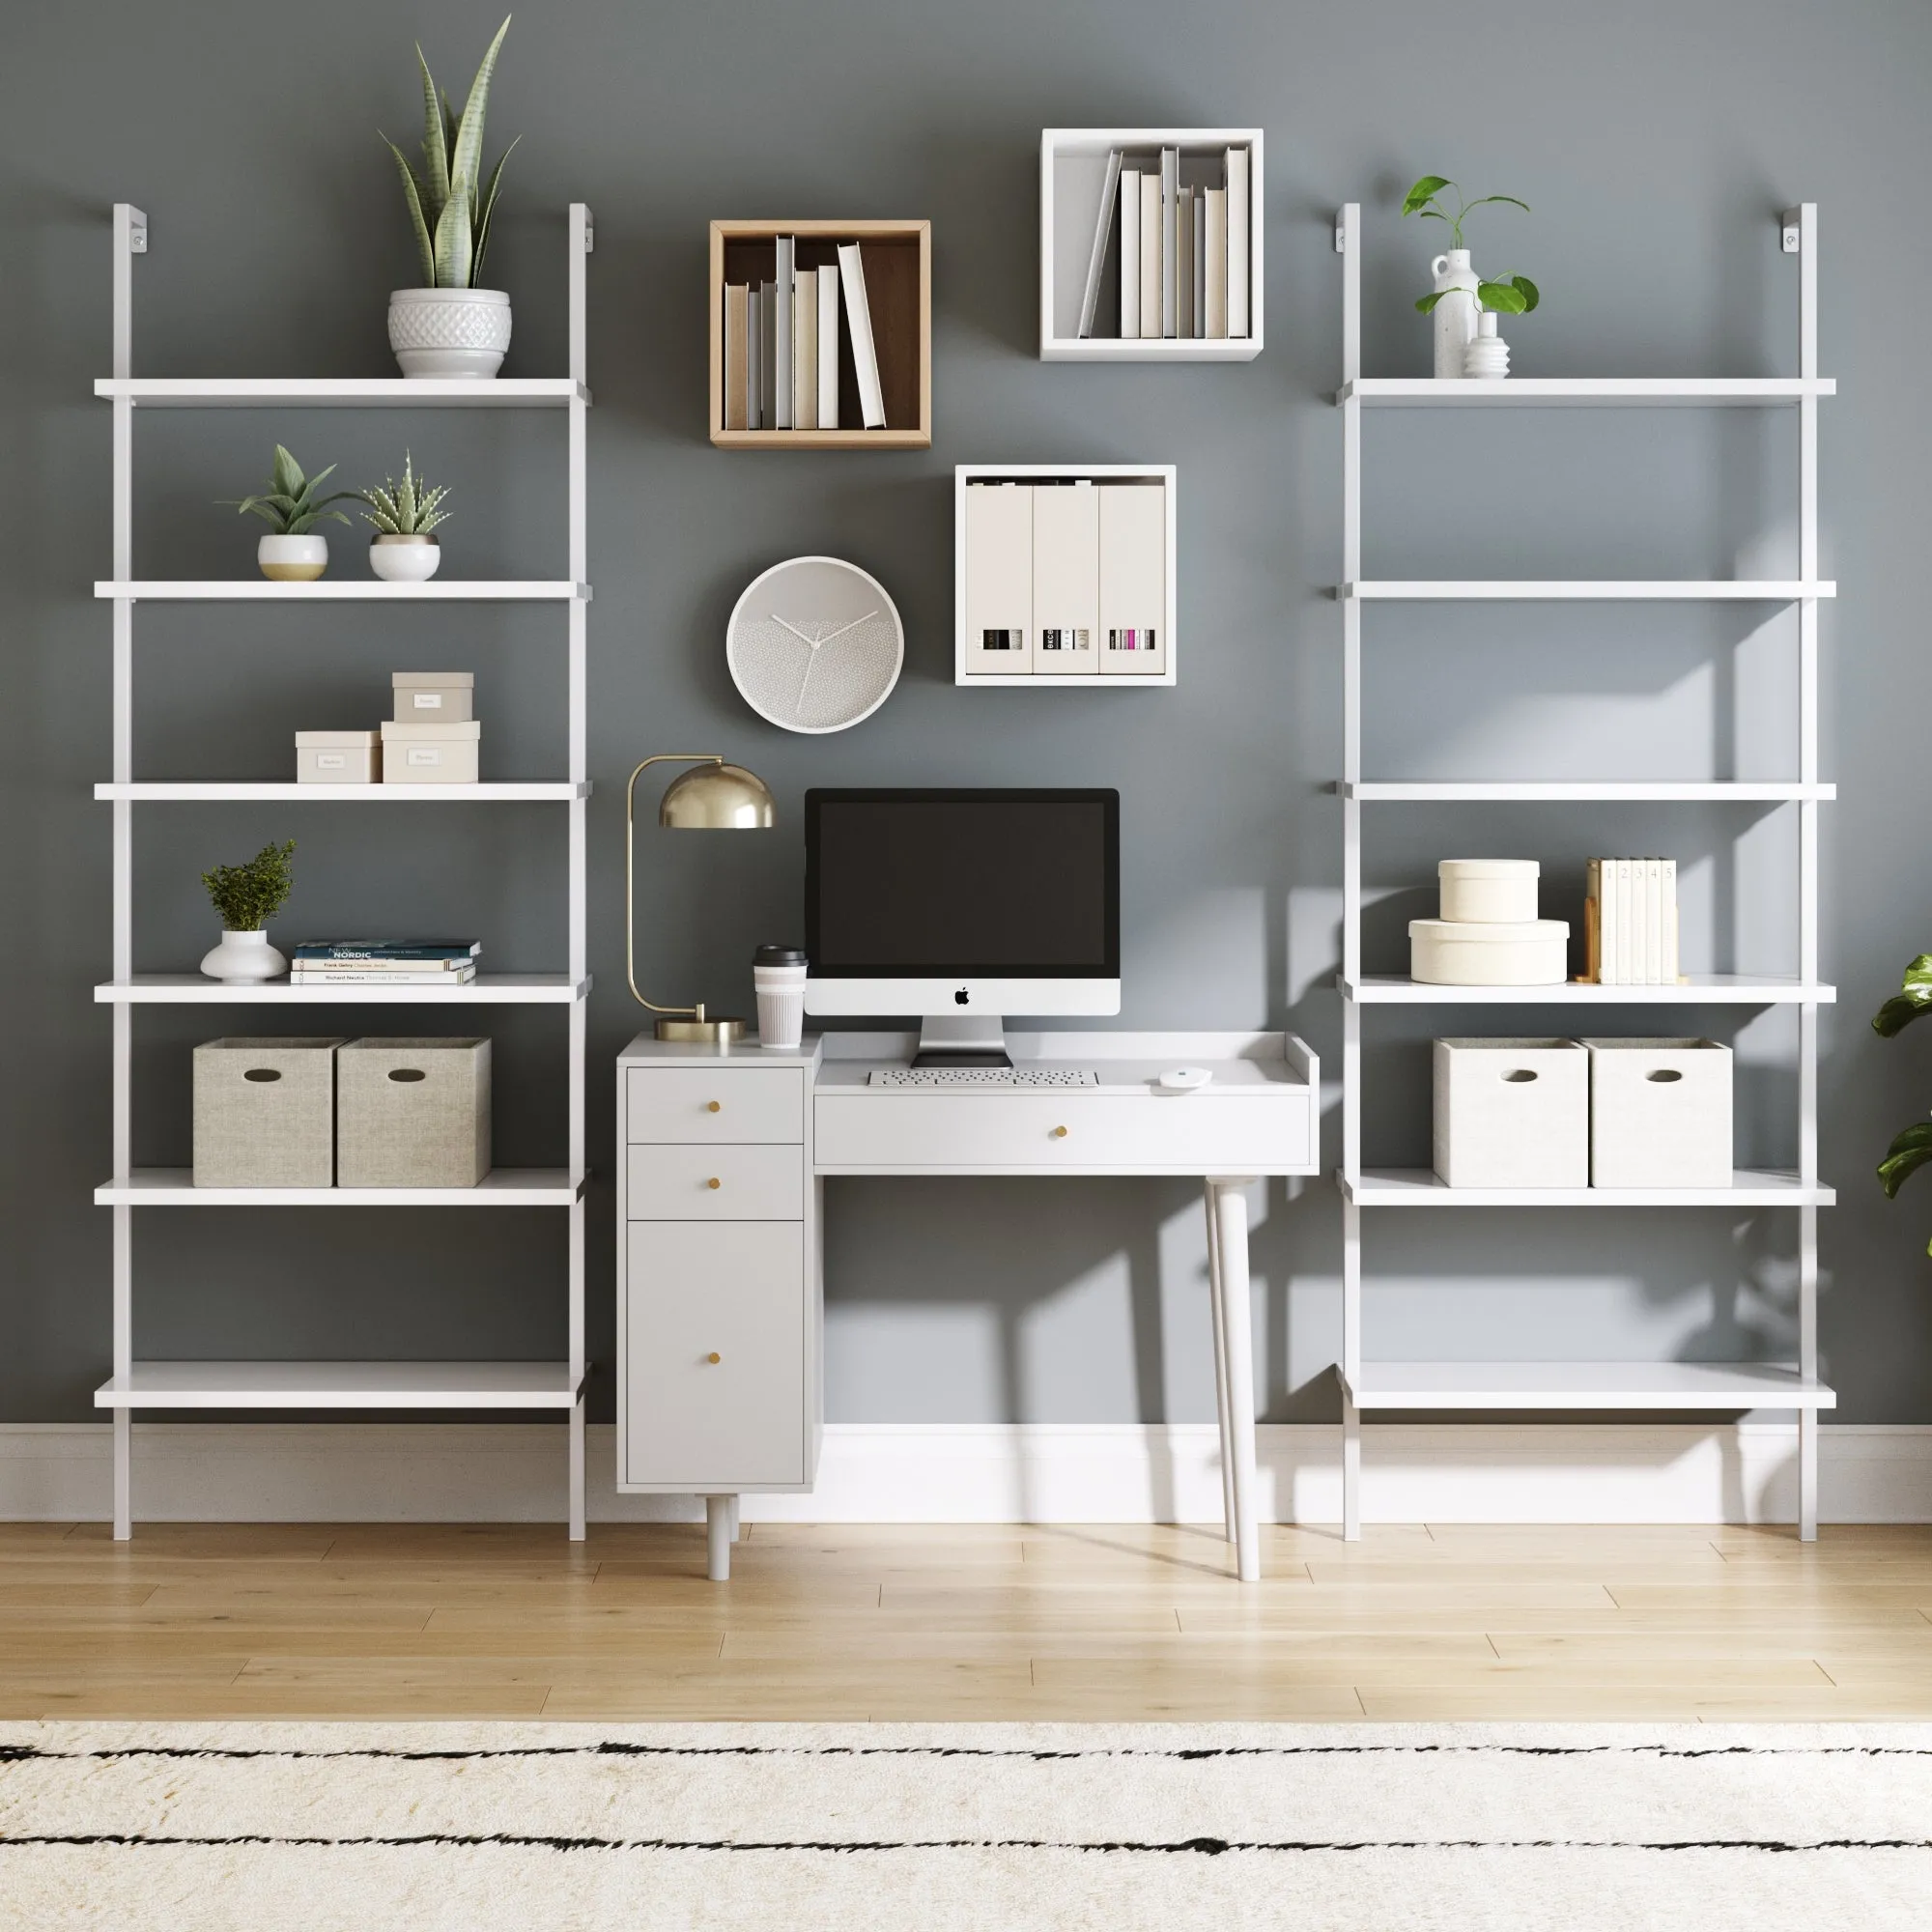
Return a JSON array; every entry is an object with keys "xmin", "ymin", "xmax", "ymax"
[{"xmin": 625, "ymin": 754, "xmax": 776, "ymax": 1043}]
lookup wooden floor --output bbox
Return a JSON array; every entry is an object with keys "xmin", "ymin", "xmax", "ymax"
[{"xmin": 0, "ymin": 1520, "xmax": 1927, "ymax": 1721}]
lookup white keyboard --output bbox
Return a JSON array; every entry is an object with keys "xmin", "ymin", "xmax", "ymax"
[{"xmin": 868, "ymin": 1067, "xmax": 1099, "ymax": 1089}]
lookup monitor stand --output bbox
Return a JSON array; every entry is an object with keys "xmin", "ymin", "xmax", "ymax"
[{"xmin": 913, "ymin": 1013, "xmax": 1012, "ymax": 1069}]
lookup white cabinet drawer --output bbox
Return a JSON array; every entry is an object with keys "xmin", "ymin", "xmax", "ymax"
[
  {"xmin": 625, "ymin": 1222, "xmax": 806, "ymax": 1488},
  {"xmin": 813, "ymin": 1091, "xmax": 1312, "ymax": 1172},
  {"xmin": 626, "ymin": 1066, "xmax": 803, "ymax": 1145},
  {"xmin": 626, "ymin": 1143, "xmax": 804, "ymax": 1220}
]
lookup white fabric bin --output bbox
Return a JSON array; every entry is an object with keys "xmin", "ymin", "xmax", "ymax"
[
  {"xmin": 1410, "ymin": 918, "xmax": 1569, "ymax": 985},
  {"xmin": 381, "ymin": 719, "xmax": 480, "ymax": 784},
  {"xmin": 1582, "ymin": 1037, "xmax": 1732, "ymax": 1188},
  {"xmin": 193, "ymin": 1037, "xmax": 346, "ymax": 1187},
  {"xmin": 1438, "ymin": 859, "xmax": 1539, "ymax": 924},
  {"xmin": 1433, "ymin": 1037, "xmax": 1589, "ymax": 1189},
  {"xmin": 296, "ymin": 729, "xmax": 381, "ymax": 784},
  {"xmin": 391, "ymin": 670, "xmax": 474, "ymax": 724},
  {"xmin": 336, "ymin": 1037, "xmax": 492, "ymax": 1186}
]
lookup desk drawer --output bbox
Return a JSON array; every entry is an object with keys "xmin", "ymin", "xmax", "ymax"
[
  {"xmin": 627, "ymin": 1143, "xmax": 804, "ymax": 1220},
  {"xmin": 625, "ymin": 1221, "xmax": 806, "ymax": 1488},
  {"xmin": 627, "ymin": 1066, "xmax": 804, "ymax": 1144},
  {"xmin": 813, "ymin": 1091, "xmax": 1312, "ymax": 1171}
]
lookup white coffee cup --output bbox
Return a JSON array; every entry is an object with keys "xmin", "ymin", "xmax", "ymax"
[{"xmin": 753, "ymin": 946, "xmax": 808, "ymax": 1050}]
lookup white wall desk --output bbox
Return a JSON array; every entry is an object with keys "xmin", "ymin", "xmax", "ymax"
[{"xmin": 617, "ymin": 1029, "xmax": 1319, "ymax": 1583}]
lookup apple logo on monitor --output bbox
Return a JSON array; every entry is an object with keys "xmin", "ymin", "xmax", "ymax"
[{"xmin": 954, "ymin": 987, "xmax": 970, "ymax": 1005}]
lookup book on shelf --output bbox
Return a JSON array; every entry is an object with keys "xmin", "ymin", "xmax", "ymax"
[
  {"xmin": 817, "ymin": 264, "xmax": 839, "ymax": 427},
  {"xmin": 1138, "ymin": 170, "xmax": 1160, "ymax": 339},
  {"xmin": 1176, "ymin": 182, "xmax": 1194, "ymax": 339},
  {"xmin": 747, "ymin": 286, "xmax": 763, "ymax": 431},
  {"xmin": 1119, "ymin": 168, "xmax": 1141, "ymax": 338},
  {"xmin": 1159, "ymin": 147, "xmax": 1179, "ymax": 337},
  {"xmin": 723, "ymin": 283, "xmax": 749, "ymax": 430},
  {"xmin": 1225, "ymin": 144, "xmax": 1250, "ymax": 338},
  {"xmin": 774, "ymin": 236, "xmax": 795, "ymax": 430},
  {"xmin": 1583, "ymin": 860, "xmax": 1681, "ymax": 984},
  {"xmin": 1204, "ymin": 186, "xmax": 1229, "ymax": 337},
  {"xmin": 1192, "ymin": 191, "xmax": 1206, "ymax": 338},
  {"xmin": 838, "ymin": 242, "xmax": 887, "ymax": 429},
  {"xmin": 291, "ymin": 940, "xmax": 480, "ymax": 962},
  {"xmin": 1100, "ymin": 145, "xmax": 1249, "ymax": 344},
  {"xmin": 1075, "ymin": 148, "xmax": 1123, "ymax": 339},
  {"xmin": 291, "ymin": 965, "xmax": 477, "ymax": 985},
  {"xmin": 792, "ymin": 271, "xmax": 817, "ymax": 431}
]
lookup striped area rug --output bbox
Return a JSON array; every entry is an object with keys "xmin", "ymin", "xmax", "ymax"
[{"xmin": 0, "ymin": 1722, "xmax": 1927, "ymax": 1928}]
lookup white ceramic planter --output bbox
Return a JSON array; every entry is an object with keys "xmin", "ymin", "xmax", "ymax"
[
  {"xmin": 369, "ymin": 533, "xmax": 442, "ymax": 582},
  {"xmin": 1431, "ymin": 248, "xmax": 1479, "ymax": 379},
  {"xmin": 1438, "ymin": 859, "xmax": 1540, "ymax": 924},
  {"xmin": 1433, "ymin": 1037, "xmax": 1589, "ymax": 1189},
  {"xmin": 1582, "ymin": 1037, "xmax": 1733, "ymax": 1188},
  {"xmin": 257, "ymin": 533, "xmax": 328, "ymax": 582},
  {"xmin": 1410, "ymin": 917, "xmax": 1569, "ymax": 985},
  {"xmin": 1464, "ymin": 309, "xmax": 1511, "ymax": 378},
  {"xmin": 200, "ymin": 928, "xmax": 289, "ymax": 982},
  {"xmin": 387, "ymin": 287, "xmax": 512, "ymax": 378}
]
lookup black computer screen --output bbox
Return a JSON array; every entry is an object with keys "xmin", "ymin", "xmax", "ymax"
[{"xmin": 805, "ymin": 789, "xmax": 1120, "ymax": 976}]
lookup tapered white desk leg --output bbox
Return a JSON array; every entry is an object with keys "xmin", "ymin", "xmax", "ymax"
[
  {"xmin": 1799, "ymin": 1408, "xmax": 1818, "ymax": 1543},
  {"xmin": 1209, "ymin": 1178, "xmax": 1263, "ymax": 1582},
  {"xmin": 726, "ymin": 1493, "xmax": 742, "ymax": 1543},
  {"xmin": 1203, "ymin": 1179, "xmax": 1236, "ymax": 1543},
  {"xmin": 705, "ymin": 1495, "xmax": 735, "ymax": 1581}
]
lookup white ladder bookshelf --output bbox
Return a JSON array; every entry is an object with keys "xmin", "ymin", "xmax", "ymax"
[
  {"xmin": 97, "ymin": 202, "xmax": 594, "ymax": 1539},
  {"xmin": 1333, "ymin": 200, "xmax": 1836, "ymax": 1542}
]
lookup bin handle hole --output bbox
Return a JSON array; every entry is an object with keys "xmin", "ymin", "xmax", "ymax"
[
  {"xmin": 1501, "ymin": 1069, "xmax": 1538, "ymax": 1083},
  {"xmin": 387, "ymin": 1068, "xmax": 428, "ymax": 1084},
  {"xmin": 242, "ymin": 1068, "xmax": 281, "ymax": 1083},
  {"xmin": 1646, "ymin": 1068, "xmax": 1684, "ymax": 1083}
]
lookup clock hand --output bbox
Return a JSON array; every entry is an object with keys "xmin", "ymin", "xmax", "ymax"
[
  {"xmin": 805, "ymin": 609, "xmax": 880, "ymax": 648},
  {"xmin": 771, "ymin": 612, "xmax": 819, "ymax": 645}
]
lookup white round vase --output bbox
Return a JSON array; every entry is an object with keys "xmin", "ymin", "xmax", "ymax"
[
  {"xmin": 1431, "ymin": 248, "xmax": 1480, "ymax": 380},
  {"xmin": 200, "ymin": 929, "xmax": 288, "ymax": 982},
  {"xmin": 257, "ymin": 533, "xmax": 328, "ymax": 582},
  {"xmin": 387, "ymin": 287, "xmax": 512, "ymax": 379},
  {"xmin": 1463, "ymin": 310, "xmax": 1511, "ymax": 379},
  {"xmin": 368, "ymin": 533, "xmax": 442, "ymax": 582}
]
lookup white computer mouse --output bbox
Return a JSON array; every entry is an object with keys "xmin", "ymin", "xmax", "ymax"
[{"xmin": 1157, "ymin": 1066, "xmax": 1212, "ymax": 1093}]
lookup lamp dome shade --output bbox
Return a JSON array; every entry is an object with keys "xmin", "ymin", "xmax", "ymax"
[{"xmin": 659, "ymin": 761, "xmax": 776, "ymax": 829}]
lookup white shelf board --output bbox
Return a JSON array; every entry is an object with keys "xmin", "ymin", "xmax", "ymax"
[
  {"xmin": 1342, "ymin": 1168, "xmax": 1834, "ymax": 1208},
  {"xmin": 96, "ymin": 781, "xmax": 589, "ymax": 802},
  {"xmin": 1343, "ymin": 975, "xmax": 1834, "ymax": 1005},
  {"xmin": 94, "ymin": 975, "xmax": 587, "ymax": 1005},
  {"xmin": 94, "ymin": 1360, "xmax": 582, "ymax": 1409},
  {"xmin": 1342, "ymin": 1361, "xmax": 1836, "ymax": 1411},
  {"xmin": 1338, "ymin": 377, "xmax": 1835, "ymax": 407},
  {"xmin": 1041, "ymin": 337, "xmax": 1262, "ymax": 363},
  {"xmin": 960, "ymin": 673, "xmax": 1175, "ymax": 688},
  {"xmin": 1340, "ymin": 580, "xmax": 1833, "ymax": 601},
  {"xmin": 96, "ymin": 581, "xmax": 589, "ymax": 602},
  {"xmin": 1340, "ymin": 781, "xmax": 1833, "ymax": 803},
  {"xmin": 96, "ymin": 378, "xmax": 588, "ymax": 409},
  {"xmin": 95, "ymin": 1169, "xmax": 584, "ymax": 1208}
]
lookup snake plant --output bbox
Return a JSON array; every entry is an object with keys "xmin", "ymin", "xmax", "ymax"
[
  {"xmin": 220, "ymin": 444, "xmax": 355, "ymax": 535},
  {"xmin": 382, "ymin": 15, "xmax": 518, "ymax": 291},
  {"xmin": 358, "ymin": 452, "xmax": 451, "ymax": 535},
  {"xmin": 1874, "ymin": 955, "xmax": 1932, "ymax": 1249},
  {"xmin": 1404, "ymin": 174, "xmax": 1542, "ymax": 317}
]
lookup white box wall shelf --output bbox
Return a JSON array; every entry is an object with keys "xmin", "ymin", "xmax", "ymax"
[
  {"xmin": 1040, "ymin": 128, "xmax": 1263, "ymax": 361},
  {"xmin": 94, "ymin": 201, "xmax": 594, "ymax": 1540},
  {"xmin": 954, "ymin": 465, "xmax": 1178, "ymax": 686},
  {"xmin": 1331, "ymin": 199, "xmax": 1835, "ymax": 1540}
]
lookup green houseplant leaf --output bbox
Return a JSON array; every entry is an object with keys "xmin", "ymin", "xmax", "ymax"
[
  {"xmin": 1873, "ymin": 955, "xmax": 1932, "ymax": 1037},
  {"xmin": 416, "ymin": 44, "xmax": 452, "ymax": 231},
  {"xmin": 382, "ymin": 137, "xmax": 438, "ymax": 287},
  {"xmin": 1402, "ymin": 175, "xmax": 1452, "ymax": 217},
  {"xmin": 201, "ymin": 840, "xmax": 297, "ymax": 932}
]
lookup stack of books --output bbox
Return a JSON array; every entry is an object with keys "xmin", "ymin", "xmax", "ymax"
[
  {"xmin": 1584, "ymin": 861, "xmax": 1680, "ymax": 984},
  {"xmin": 724, "ymin": 239, "xmax": 886, "ymax": 433},
  {"xmin": 290, "ymin": 940, "xmax": 480, "ymax": 986},
  {"xmin": 1076, "ymin": 144, "xmax": 1251, "ymax": 342}
]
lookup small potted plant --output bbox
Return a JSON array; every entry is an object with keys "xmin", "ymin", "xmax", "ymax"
[
  {"xmin": 199, "ymin": 839, "xmax": 297, "ymax": 981},
  {"xmin": 1403, "ymin": 175, "xmax": 1539, "ymax": 379},
  {"xmin": 1873, "ymin": 955, "xmax": 1932, "ymax": 1248},
  {"xmin": 358, "ymin": 452, "xmax": 451, "ymax": 581},
  {"xmin": 221, "ymin": 445, "xmax": 355, "ymax": 581},
  {"xmin": 382, "ymin": 15, "xmax": 519, "ymax": 379}
]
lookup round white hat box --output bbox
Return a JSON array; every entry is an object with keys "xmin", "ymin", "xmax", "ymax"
[
  {"xmin": 1438, "ymin": 858, "xmax": 1540, "ymax": 924},
  {"xmin": 1410, "ymin": 918, "xmax": 1569, "ymax": 985}
]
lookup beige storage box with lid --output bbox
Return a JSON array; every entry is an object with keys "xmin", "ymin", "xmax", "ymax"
[
  {"xmin": 392, "ymin": 670, "xmax": 474, "ymax": 724},
  {"xmin": 381, "ymin": 718, "xmax": 480, "ymax": 784},
  {"xmin": 1581, "ymin": 1037, "xmax": 1733, "ymax": 1188},
  {"xmin": 1438, "ymin": 858, "xmax": 1540, "ymax": 924},
  {"xmin": 336, "ymin": 1037, "xmax": 492, "ymax": 1186},
  {"xmin": 193, "ymin": 1037, "xmax": 346, "ymax": 1187},
  {"xmin": 296, "ymin": 729, "xmax": 382, "ymax": 784},
  {"xmin": 1433, "ymin": 1037, "xmax": 1589, "ymax": 1188},
  {"xmin": 1410, "ymin": 918, "xmax": 1569, "ymax": 985}
]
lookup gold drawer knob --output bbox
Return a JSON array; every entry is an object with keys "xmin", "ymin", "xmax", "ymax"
[
  {"xmin": 706, "ymin": 1177, "xmax": 723, "ymax": 1190},
  {"xmin": 706, "ymin": 1351, "xmax": 722, "ymax": 1365},
  {"xmin": 1051, "ymin": 1124, "xmax": 1069, "ymax": 1139},
  {"xmin": 707, "ymin": 1100, "xmax": 722, "ymax": 1113}
]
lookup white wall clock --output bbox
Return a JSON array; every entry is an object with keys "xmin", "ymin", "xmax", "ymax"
[{"xmin": 726, "ymin": 555, "xmax": 904, "ymax": 733}]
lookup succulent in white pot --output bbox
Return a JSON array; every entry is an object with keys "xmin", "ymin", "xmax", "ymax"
[
  {"xmin": 359, "ymin": 451, "xmax": 450, "ymax": 581},
  {"xmin": 198, "ymin": 840, "xmax": 296, "ymax": 982},
  {"xmin": 383, "ymin": 16, "xmax": 519, "ymax": 379},
  {"xmin": 220, "ymin": 444, "xmax": 355, "ymax": 581}
]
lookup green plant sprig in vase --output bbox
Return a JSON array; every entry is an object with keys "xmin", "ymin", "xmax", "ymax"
[
  {"xmin": 359, "ymin": 451, "xmax": 452, "ymax": 582},
  {"xmin": 1403, "ymin": 176, "xmax": 1541, "ymax": 318},
  {"xmin": 220, "ymin": 444, "xmax": 355, "ymax": 582},
  {"xmin": 199, "ymin": 840, "xmax": 296, "ymax": 983}
]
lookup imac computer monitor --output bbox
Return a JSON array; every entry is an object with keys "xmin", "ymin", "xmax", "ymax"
[{"xmin": 804, "ymin": 788, "xmax": 1120, "ymax": 1064}]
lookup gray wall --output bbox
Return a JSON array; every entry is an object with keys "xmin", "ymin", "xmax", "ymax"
[{"xmin": 3, "ymin": 0, "xmax": 1928, "ymax": 1431}]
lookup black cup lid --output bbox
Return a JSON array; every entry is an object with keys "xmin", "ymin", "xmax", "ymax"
[{"xmin": 753, "ymin": 945, "xmax": 807, "ymax": 966}]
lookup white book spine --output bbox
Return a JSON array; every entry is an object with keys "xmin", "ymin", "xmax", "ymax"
[
  {"xmin": 1076, "ymin": 150, "xmax": 1123, "ymax": 340},
  {"xmin": 793, "ymin": 273, "xmax": 816, "ymax": 432},
  {"xmin": 817, "ymin": 265, "xmax": 838, "ymax": 428},
  {"xmin": 1613, "ymin": 859, "xmax": 1634, "ymax": 985},
  {"xmin": 1139, "ymin": 172, "xmax": 1161, "ymax": 339},
  {"xmin": 1661, "ymin": 859, "xmax": 1679, "ymax": 980},
  {"xmin": 1226, "ymin": 146, "xmax": 1250, "ymax": 338},
  {"xmin": 1595, "ymin": 858, "xmax": 1615, "ymax": 983},
  {"xmin": 1632, "ymin": 855, "xmax": 1651, "ymax": 985},
  {"xmin": 774, "ymin": 236, "xmax": 794, "ymax": 430},
  {"xmin": 1645, "ymin": 858, "xmax": 1663, "ymax": 983},
  {"xmin": 1204, "ymin": 187, "xmax": 1228, "ymax": 338},
  {"xmin": 838, "ymin": 242, "xmax": 886, "ymax": 430},
  {"xmin": 1159, "ymin": 147, "xmax": 1179, "ymax": 338},
  {"xmin": 1119, "ymin": 169, "xmax": 1141, "ymax": 339}
]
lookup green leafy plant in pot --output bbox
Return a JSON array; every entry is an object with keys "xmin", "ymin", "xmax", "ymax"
[
  {"xmin": 359, "ymin": 451, "xmax": 452, "ymax": 582},
  {"xmin": 221, "ymin": 445, "xmax": 355, "ymax": 582},
  {"xmin": 382, "ymin": 15, "xmax": 520, "ymax": 379},
  {"xmin": 1871, "ymin": 955, "xmax": 1932, "ymax": 1250},
  {"xmin": 199, "ymin": 840, "xmax": 297, "ymax": 982},
  {"xmin": 1403, "ymin": 175, "xmax": 1540, "ymax": 379}
]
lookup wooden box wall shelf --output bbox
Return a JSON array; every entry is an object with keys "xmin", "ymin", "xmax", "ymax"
[{"xmin": 709, "ymin": 219, "xmax": 931, "ymax": 449}]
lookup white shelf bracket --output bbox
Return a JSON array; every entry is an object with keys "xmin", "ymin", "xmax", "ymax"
[
  {"xmin": 1779, "ymin": 209, "xmax": 1802, "ymax": 255},
  {"xmin": 127, "ymin": 208, "xmax": 148, "ymax": 254},
  {"xmin": 582, "ymin": 207, "xmax": 595, "ymax": 254}
]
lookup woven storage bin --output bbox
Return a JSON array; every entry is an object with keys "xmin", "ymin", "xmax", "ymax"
[
  {"xmin": 193, "ymin": 1037, "xmax": 345, "ymax": 1187},
  {"xmin": 1433, "ymin": 1037, "xmax": 1589, "ymax": 1188},
  {"xmin": 1582, "ymin": 1037, "xmax": 1732, "ymax": 1188},
  {"xmin": 336, "ymin": 1037, "xmax": 492, "ymax": 1186}
]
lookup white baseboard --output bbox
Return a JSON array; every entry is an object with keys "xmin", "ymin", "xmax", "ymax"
[{"xmin": 2, "ymin": 1421, "xmax": 1927, "ymax": 1525}]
